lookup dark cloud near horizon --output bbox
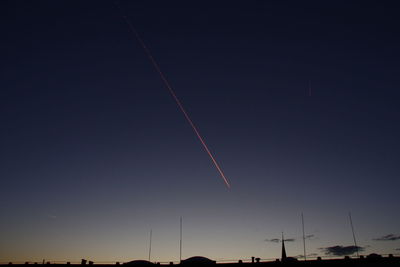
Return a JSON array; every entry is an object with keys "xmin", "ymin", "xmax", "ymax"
[
  {"xmin": 320, "ymin": 245, "xmax": 364, "ymax": 256},
  {"xmin": 265, "ymin": 238, "xmax": 295, "ymax": 243},
  {"xmin": 296, "ymin": 253, "xmax": 319, "ymax": 259},
  {"xmin": 265, "ymin": 234, "xmax": 314, "ymax": 244},
  {"xmin": 373, "ymin": 234, "xmax": 400, "ymax": 241}
]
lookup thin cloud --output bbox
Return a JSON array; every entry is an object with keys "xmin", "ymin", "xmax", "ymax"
[
  {"xmin": 305, "ymin": 234, "xmax": 315, "ymax": 240},
  {"xmin": 46, "ymin": 214, "xmax": 57, "ymax": 219},
  {"xmin": 373, "ymin": 234, "xmax": 400, "ymax": 241},
  {"xmin": 320, "ymin": 245, "xmax": 364, "ymax": 256},
  {"xmin": 264, "ymin": 238, "xmax": 295, "ymax": 243},
  {"xmin": 265, "ymin": 238, "xmax": 280, "ymax": 243},
  {"xmin": 296, "ymin": 253, "xmax": 319, "ymax": 259}
]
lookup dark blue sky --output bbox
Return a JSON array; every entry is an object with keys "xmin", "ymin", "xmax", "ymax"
[{"xmin": 1, "ymin": 0, "xmax": 400, "ymax": 263}]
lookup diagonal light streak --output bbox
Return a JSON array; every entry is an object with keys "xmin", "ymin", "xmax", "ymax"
[{"xmin": 115, "ymin": 3, "xmax": 231, "ymax": 189}]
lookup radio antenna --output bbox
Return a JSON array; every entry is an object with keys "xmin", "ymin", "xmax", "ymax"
[
  {"xmin": 349, "ymin": 212, "xmax": 359, "ymax": 257},
  {"xmin": 301, "ymin": 213, "xmax": 306, "ymax": 261}
]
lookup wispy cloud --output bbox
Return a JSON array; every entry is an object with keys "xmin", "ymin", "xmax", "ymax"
[
  {"xmin": 305, "ymin": 234, "xmax": 315, "ymax": 240},
  {"xmin": 46, "ymin": 214, "xmax": 57, "ymax": 219},
  {"xmin": 296, "ymin": 253, "xmax": 318, "ymax": 259},
  {"xmin": 373, "ymin": 234, "xmax": 400, "ymax": 241},
  {"xmin": 265, "ymin": 238, "xmax": 280, "ymax": 243},
  {"xmin": 320, "ymin": 245, "xmax": 364, "ymax": 256},
  {"xmin": 265, "ymin": 238, "xmax": 295, "ymax": 243}
]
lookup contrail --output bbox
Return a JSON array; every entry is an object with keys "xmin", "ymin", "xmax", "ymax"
[{"xmin": 115, "ymin": 2, "xmax": 231, "ymax": 189}]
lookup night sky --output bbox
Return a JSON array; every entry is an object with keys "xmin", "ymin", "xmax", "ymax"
[{"xmin": 1, "ymin": 0, "xmax": 400, "ymax": 263}]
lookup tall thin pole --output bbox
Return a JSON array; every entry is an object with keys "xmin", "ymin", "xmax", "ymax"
[
  {"xmin": 180, "ymin": 217, "xmax": 182, "ymax": 262},
  {"xmin": 148, "ymin": 229, "xmax": 152, "ymax": 262},
  {"xmin": 301, "ymin": 213, "xmax": 306, "ymax": 261},
  {"xmin": 348, "ymin": 212, "xmax": 359, "ymax": 257}
]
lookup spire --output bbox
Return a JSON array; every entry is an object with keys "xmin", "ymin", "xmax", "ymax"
[{"xmin": 281, "ymin": 232, "xmax": 287, "ymax": 261}]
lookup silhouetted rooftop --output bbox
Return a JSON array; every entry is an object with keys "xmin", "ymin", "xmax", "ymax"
[
  {"xmin": 181, "ymin": 257, "xmax": 216, "ymax": 265},
  {"xmin": 123, "ymin": 260, "xmax": 154, "ymax": 266}
]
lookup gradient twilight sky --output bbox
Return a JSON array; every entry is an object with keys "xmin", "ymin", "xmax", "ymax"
[{"xmin": 1, "ymin": 0, "xmax": 400, "ymax": 263}]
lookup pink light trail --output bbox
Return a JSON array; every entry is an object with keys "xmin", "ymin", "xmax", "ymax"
[{"xmin": 117, "ymin": 10, "xmax": 231, "ymax": 189}]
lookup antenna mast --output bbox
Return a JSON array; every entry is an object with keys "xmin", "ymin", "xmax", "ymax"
[
  {"xmin": 301, "ymin": 213, "xmax": 306, "ymax": 261},
  {"xmin": 148, "ymin": 229, "xmax": 152, "ymax": 261},
  {"xmin": 180, "ymin": 217, "xmax": 182, "ymax": 262},
  {"xmin": 348, "ymin": 212, "xmax": 359, "ymax": 257}
]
